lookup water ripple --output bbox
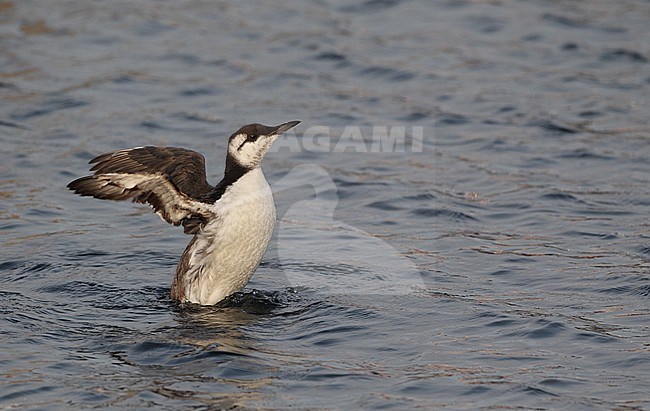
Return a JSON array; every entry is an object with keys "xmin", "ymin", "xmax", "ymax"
[
  {"xmin": 10, "ymin": 97, "xmax": 89, "ymax": 121},
  {"xmin": 1, "ymin": 0, "xmax": 649, "ymax": 409}
]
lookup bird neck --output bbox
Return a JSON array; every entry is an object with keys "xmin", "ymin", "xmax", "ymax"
[
  {"xmin": 200, "ymin": 154, "xmax": 253, "ymax": 204},
  {"xmin": 225, "ymin": 152, "xmax": 254, "ymax": 175}
]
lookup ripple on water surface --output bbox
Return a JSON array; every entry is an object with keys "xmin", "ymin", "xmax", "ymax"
[{"xmin": 1, "ymin": 0, "xmax": 649, "ymax": 409}]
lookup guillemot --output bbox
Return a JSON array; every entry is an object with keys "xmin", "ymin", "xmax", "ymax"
[{"xmin": 68, "ymin": 120, "xmax": 300, "ymax": 305}]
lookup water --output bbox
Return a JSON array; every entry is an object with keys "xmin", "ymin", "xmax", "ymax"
[{"xmin": 1, "ymin": 0, "xmax": 649, "ymax": 409}]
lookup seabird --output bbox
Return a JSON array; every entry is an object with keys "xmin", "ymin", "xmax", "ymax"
[{"xmin": 68, "ymin": 120, "xmax": 300, "ymax": 305}]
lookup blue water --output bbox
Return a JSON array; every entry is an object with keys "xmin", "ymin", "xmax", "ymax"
[{"xmin": 1, "ymin": 0, "xmax": 649, "ymax": 409}]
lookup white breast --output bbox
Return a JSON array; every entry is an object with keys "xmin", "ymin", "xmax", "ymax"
[{"xmin": 181, "ymin": 168, "xmax": 276, "ymax": 305}]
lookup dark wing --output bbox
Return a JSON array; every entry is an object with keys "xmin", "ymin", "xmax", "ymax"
[
  {"xmin": 68, "ymin": 147, "xmax": 215, "ymax": 234},
  {"xmin": 88, "ymin": 146, "xmax": 213, "ymax": 199}
]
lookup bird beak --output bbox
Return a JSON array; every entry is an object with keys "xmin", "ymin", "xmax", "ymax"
[{"xmin": 271, "ymin": 120, "xmax": 301, "ymax": 136}]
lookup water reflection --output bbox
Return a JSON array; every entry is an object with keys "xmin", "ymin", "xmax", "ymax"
[{"xmin": 102, "ymin": 299, "xmax": 281, "ymax": 407}]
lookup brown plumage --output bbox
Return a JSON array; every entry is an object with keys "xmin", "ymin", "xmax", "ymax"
[
  {"xmin": 67, "ymin": 147, "xmax": 215, "ymax": 234},
  {"xmin": 87, "ymin": 146, "xmax": 212, "ymax": 199}
]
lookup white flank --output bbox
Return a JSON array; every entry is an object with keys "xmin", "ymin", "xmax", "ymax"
[{"xmin": 180, "ymin": 168, "xmax": 276, "ymax": 305}]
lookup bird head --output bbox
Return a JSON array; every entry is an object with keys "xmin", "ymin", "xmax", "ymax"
[{"xmin": 227, "ymin": 120, "xmax": 300, "ymax": 170}]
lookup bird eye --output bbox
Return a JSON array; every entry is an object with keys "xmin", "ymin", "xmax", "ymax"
[{"xmin": 247, "ymin": 134, "xmax": 259, "ymax": 142}]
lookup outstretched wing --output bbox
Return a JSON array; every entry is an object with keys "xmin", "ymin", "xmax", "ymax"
[
  {"xmin": 88, "ymin": 146, "xmax": 213, "ymax": 198},
  {"xmin": 68, "ymin": 147, "xmax": 215, "ymax": 234}
]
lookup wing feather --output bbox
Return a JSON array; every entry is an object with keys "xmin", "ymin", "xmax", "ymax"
[
  {"xmin": 68, "ymin": 146, "xmax": 216, "ymax": 234},
  {"xmin": 88, "ymin": 146, "xmax": 213, "ymax": 199}
]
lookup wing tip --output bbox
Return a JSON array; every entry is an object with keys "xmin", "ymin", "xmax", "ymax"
[
  {"xmin": 67, "ymin": 175, "xmax": 93, "ymax": 194},
  {"xmin": 67, "ymin": 175, "xmax": 129, "ymax": 200}
]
